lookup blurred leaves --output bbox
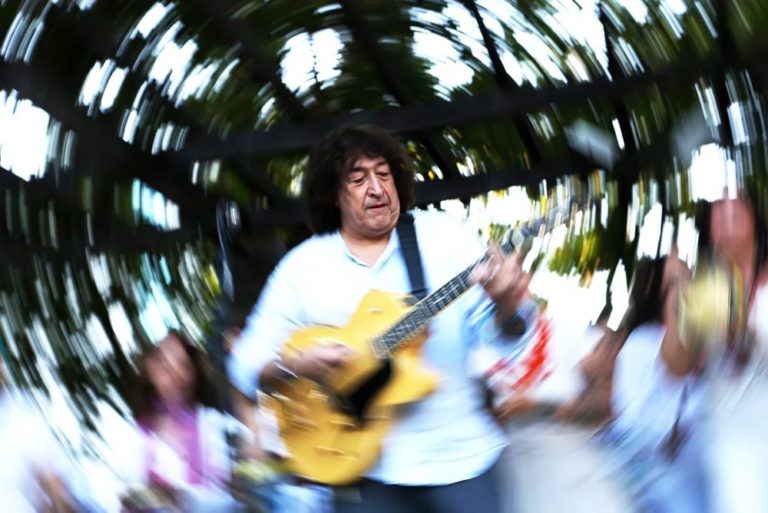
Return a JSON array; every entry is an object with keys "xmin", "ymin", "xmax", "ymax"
[{"xmin": 0, "ymin": 0, "xmax": 768, "ymax": 453}]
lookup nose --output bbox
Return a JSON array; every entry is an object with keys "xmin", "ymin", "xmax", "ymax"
[{"xmin": 368, "ymin": 175, "xmax": 384, "ymax": 195}]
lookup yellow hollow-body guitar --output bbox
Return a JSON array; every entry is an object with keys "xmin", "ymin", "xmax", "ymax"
[{"xmin": 265, "ymin": 237, "xmax": 519, "ymax": 485}]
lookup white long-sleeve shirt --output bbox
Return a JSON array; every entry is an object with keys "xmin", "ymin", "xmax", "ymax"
[{"xmin": 229, "ymin": 209, "xmax": 507, "ymax": 486}]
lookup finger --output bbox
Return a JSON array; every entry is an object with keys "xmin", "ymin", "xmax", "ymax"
[
  {"xmin": 482, "ymin": 244, "xmax": 502, "ymax": 267},
  {"xmin": 327, "ymin": 356, "xmax": 348, "ymax": 368},
  {"xmin": 503, "ymin": 251, "xmax": 523, "ymax": 271},
  {"xmin": 468, "ymin": 261, "xmax": 482, "ymax": 284},
  {"xmin": 504, "ymin": 254, "xmax": 527, "ymax": 285},
  {"xmin": 494, "ymin": 401, "xmax": 512, "ymax": 421},
  {"xmin": 490, "ymin": 261, "xmax": 521, "ymax": 295},
  {"xmin": 332, "ymin": 348, "xmax": 357, "ymax": 366},
  {"xmin": 486, "ymin": 241, "xmax": 501, "ymax": 256},
  {"xmin": 499, "ymin": 395, "xmax": 522, "ymax": 413},
  {"xmin": 499, "ymin": 403, "xmax": 522, "ymax": 422},
  {"xmin": 469, "ymin": 260, "xmax": 496, "ymax": 286},
  {"xmin": 335, "ymin": 345, "xmax": 357, "ymax": 360}
]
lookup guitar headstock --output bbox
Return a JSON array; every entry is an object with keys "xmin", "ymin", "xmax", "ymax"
[
  {"xmin": 505, "ymin": 223, "xmax": 535, "ymax": 256},
  {"xmin": 499, "ymin": 222, "xmax": 543, "ymax": 274}
]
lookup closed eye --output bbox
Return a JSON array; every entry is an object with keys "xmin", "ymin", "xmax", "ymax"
[{"xmin": 347, "ymin": 172, "xmax": 365, "ymax": 185}]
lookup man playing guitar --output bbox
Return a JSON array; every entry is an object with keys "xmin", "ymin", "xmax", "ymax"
[{"xmin": 228, "ymin": 124, "xmax": 533, "ymax": 513}]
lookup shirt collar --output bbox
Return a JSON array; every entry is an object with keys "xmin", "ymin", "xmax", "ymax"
[{"xmin": 335, "ymin": 229, "xmax": 400, "ymax": 271}]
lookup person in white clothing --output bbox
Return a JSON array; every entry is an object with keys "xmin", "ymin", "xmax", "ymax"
[
  {"xmin": 229, "ymin": 124, "xmax": 532, "ymax": 513},
  {"xmin": 607, "ymin": 257, "xmax": 709, "ymax": 513},
  {"xmin": 660, "ymin": 196, "xmax": 768, "ymax": 513},
  {"xmin": 0, "ymin": 356, "xmax": 77, "ymax": 513}
]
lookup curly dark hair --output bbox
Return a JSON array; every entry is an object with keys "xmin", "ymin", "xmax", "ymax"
[
  {"xmin": 128, "ymin": 330, "xmax": 218, "ymax": 424},
  {"xmin": 302, "ymin": 124, "xmax": 415, "ymax": 234}
]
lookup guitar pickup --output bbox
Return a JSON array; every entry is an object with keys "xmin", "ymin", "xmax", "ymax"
[
  {"xmin": 315, "ymin": 446, "xmax": 360, "ymax": 459},
  {"xmin": 315, "ymin": 446, "xmax": 346, "ymax": 456},
  {"xmin": 364, "ymin": 414, "xmax": 390, "ymax": 421},
  {"xmin": 270, "ymin": 392, "xmax": 291, "ymax": 402},
  {"xmin": 329, "ymin": 419, "xmax": 358, "ymax": 429},
  {"xmin": 308, "ymin": 389, "xmax": 328, "ymax": 401}
]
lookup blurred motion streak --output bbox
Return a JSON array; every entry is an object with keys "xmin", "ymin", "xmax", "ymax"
[{"xmin": 0, "ymin": 0, "xmax": 766, "ymax": 511}]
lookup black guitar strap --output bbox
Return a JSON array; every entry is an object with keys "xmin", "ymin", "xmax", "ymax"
[{"xmin": 397, "ymin": 212, "xmax": 427, "ymax": 300}]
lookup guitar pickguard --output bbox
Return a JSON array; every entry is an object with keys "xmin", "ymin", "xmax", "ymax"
[{"xmin": 335, "ymin": 359, "xmax": 393, "ymax": 422}]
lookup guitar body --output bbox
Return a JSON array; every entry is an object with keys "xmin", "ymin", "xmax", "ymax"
[{"xmin": 266, "ymin": 289, "xmax": 438, "ymax": 485}]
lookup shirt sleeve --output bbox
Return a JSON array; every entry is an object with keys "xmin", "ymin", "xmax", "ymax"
[{"xmin": 227, "ymin": 256, "xmax": 307, "ymax": 399}]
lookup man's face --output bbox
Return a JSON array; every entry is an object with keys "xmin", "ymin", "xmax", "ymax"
[
  {"xmin": 337, "ymin": 155, "xmax": 400, "ymax": 241},
  {"xmin": 710, "ymin": 198, "xmax": 756, "ymax": 263}
]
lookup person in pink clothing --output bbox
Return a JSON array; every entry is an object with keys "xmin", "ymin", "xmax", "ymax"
[{"xmin": 119, "ymin": 331, "xmax": 240, "ymax": 513}]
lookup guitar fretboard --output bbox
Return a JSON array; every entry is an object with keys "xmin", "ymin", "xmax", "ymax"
[{"xmin": 372, "ymin": 240, "xmax": 514, "ymax": 356}]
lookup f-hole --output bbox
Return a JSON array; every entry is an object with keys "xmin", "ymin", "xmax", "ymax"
[{"xmin": 336, "ymin": 359, "xmax": 393, "ymax": 423}]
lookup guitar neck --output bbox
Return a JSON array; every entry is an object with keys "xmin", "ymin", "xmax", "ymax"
[{"xmin": 373, "ymin": 240, "xmax": 514, "ymax": 355}]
